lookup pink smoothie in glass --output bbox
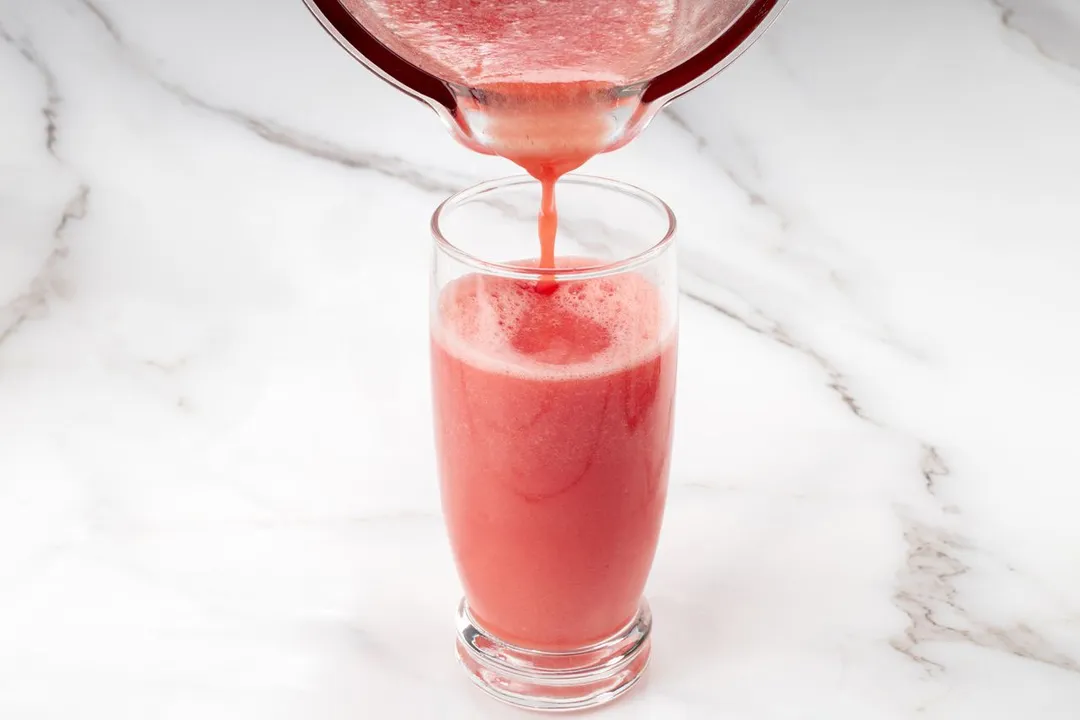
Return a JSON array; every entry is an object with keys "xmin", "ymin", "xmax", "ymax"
[{"xmin": 431, "ymin": 263, "xmax": 676, "ymax": 651}]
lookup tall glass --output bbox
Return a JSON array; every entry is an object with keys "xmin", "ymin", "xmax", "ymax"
[{"xmin": 429, "ymin": 176, "xmax": 678, "ymax": 711}]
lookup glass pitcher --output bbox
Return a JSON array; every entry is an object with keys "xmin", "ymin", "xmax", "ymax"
[{"xmin": 302, "ymin": 0, "xmax": 786, "ymax": 168}]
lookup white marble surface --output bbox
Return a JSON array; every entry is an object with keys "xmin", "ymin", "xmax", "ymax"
[{"xmin": 2, "ymin": 0, "xmax": 1080, "ymax": 717}]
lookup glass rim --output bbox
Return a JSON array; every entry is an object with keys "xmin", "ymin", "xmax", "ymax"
[{"xmin": 430, "ymin": 174, "xmax": 677, "ymax": 281}]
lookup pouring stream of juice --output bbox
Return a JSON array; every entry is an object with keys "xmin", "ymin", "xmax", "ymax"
[{"xmin": 303, "ymin": 0, "xmax": 788, "ymax": 276}]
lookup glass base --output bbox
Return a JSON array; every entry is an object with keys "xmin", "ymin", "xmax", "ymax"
[{"xmin": 454, "ymin": 598, "xmax": 652, "ymax": 712}]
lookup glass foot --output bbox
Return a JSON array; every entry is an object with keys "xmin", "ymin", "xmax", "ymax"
[{"xmin": 454, "ymin": 598, "xmax": 652, "ymax": 712}]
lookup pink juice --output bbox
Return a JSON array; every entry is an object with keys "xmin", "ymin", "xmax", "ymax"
[{"xmin": 431, "ymin": 262, "xmax": 677, "ymax": 650}]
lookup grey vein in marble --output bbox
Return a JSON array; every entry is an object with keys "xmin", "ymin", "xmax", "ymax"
[
  {"xmin": 990, "ymin": 0, "xmax": 1080, "ymax": 73},
  {"xmin": 680, "ymin": 260, "xmax": 1079, "ymax": 676},
  {"xmin": 892, "ymin": 512, "xmax": 1080, "ymax": 676},
  {"xmin": 680, "ymin": 265, "xmax": 873, "ymax": 424},
  {"xmin": 0, "ymin": 185, "xmax": 90, "ymax": 349},
  {"xmin": 164, "ymin": 87, "xmax": 462, "ymax": 196},
  {"xmin": 664, "ymin": 107, "xmax": 928, "ymax": 364},
  {"xmin": 0, "ymin": 17, "xmax": 89, "ymax": 351},
  {"xmin": 666, "ymin": 107, "xmax": 790, "ymax": 228},
  {"xmin": 0, "ymin": 22, "xmax": 60, "ymax": 158},
  {"xmin": 79, "ymin": 0, "xmax": 123, "ymax": 45},
  {"xmin": 921, "ymin": 444, "xmax": 951, "ymax": 499},
  {"xmin": 76, "ymin": 0, "xmax": 462, "ymax": 196},
  {"xmin": 689, "ymin": 274, "xmax": 1080, "ymax": 676}
]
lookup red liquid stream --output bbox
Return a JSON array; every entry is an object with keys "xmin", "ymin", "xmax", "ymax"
[
  {"xmin": 474, "ymin": 81, "xmax": 622, "ymax": 288},
  {"xmin": 538, "ymin": 171, "xmax": 557, "ymax": 272}
]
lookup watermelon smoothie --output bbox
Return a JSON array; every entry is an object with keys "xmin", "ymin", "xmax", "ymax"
[{"xmin": 432, "ymin": 265, "xmax": 677, "ymax": 650}]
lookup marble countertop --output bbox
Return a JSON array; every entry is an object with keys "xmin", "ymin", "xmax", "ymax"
[{"xmin": 3, "ymin": 0, "xmax": 1080, "ymax": 717}]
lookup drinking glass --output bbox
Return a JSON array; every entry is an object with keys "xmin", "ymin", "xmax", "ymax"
[{"xmin": 429, "ymin": 175, "xmax": 678, "ymax": 711}]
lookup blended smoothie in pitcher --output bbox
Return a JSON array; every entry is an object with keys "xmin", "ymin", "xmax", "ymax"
[{"xmin": 431, "ymin": 261, "xmax": 677, "ymax": 650}]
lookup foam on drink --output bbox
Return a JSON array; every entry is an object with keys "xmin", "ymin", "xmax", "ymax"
[{"xmin": 434, "ymin": 261, "xmax": 668, "ymax": 380}]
